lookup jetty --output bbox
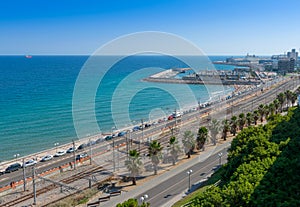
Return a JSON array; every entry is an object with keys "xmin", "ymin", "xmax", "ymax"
[{"xmin": 143, "ymin": 68, "xmax": 261, "ymax": 85}]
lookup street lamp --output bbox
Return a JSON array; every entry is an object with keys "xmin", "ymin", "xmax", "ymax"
[
  {"xmin": 14, "ymin": 153, "xmax": 20, "ymax": 162},
  {"xmin": 140, "ymin": 194, "xmax": 149, "ymax": 204},
  {"xmin": 218, "ymin": 152, "xmax": 223, "ymax": 165},
  {"xmin": 54, "ymin": 142, "xmax": 59, "ymax": 153},
  {"xmin": 187, "ymin": 169, "xmax": 193, "ymax": 191}
]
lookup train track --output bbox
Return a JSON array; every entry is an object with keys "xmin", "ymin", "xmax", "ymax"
[{"xmin": 0, "ymin": 165, "xmax": 105, "ymax": 207}]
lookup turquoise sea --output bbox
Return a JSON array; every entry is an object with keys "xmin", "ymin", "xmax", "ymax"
[{"xmin": 0, "ymin": 55, "xmax": 235, "ymax": 161}]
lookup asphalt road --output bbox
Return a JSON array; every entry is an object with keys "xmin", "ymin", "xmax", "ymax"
[
  {"xmin": 0, "ymin": 77, "xmax": 297, "ymax": 188},
  {"xmin": 137, "ymin": 147, "xmax": 228, "ymax": 207}
]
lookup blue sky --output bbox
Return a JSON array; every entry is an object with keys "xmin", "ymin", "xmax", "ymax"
[{"xmin": 1, "ymin": 0, "xmax": 300, "ymax": 55}]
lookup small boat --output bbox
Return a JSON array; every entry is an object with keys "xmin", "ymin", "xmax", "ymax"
[{"xmin": 25, "ymin": 55, "xmax": 32, "ymax": 59}]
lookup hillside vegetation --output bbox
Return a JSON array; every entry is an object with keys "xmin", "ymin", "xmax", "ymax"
[{"xmin": 181, "ymin": 107, "xmax": 300, "ymax": 207}]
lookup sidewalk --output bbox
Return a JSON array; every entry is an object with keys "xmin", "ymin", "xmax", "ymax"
[{"xmin": 88, "ymin": 140, "xmax": 231, "ymax": 207}]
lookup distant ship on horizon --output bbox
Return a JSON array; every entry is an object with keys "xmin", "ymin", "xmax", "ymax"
[{"xmin": 25, "ymin": 55, "xmax": 32, "ymax": 59}]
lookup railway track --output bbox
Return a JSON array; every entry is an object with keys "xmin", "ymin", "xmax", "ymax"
[{"xmin": 0, "ymin": 166, "xmax": 105, "ymax": 207}]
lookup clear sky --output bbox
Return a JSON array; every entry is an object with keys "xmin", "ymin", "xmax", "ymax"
[{"xmin": 1, "ymin": 0, "xmax": 300, "ymax": 55}]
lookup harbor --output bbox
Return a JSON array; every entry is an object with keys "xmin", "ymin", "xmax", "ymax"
[{"xmin": 143, "ymin": 68, "xmax": 262, "ymax": 85}]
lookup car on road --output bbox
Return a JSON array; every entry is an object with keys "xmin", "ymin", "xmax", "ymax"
[
  {"xmin": 87, "ymin": 140, "xmax": 96, "ymax": 146},
  {"xmin": 76, "ymin": 153, "xmax": 88, "ymax": 160},
  {"xmin": 96, "ymin": 137, "xmax": 104, "ymax": 143},
  {"xmin": 78, "ymin": 143, "xmax": 87, "ymax": 150},
  {"xmin": 118, "ymin": 131, "xmax": 127, "ymax": 137},
  {"xmin": 105, "ymin": 135, "xmax": 113, "ymax": 141},
  {"xmin": 5, "ymin": 163, "xmax": 22, "ymax": 173},
  {"xmin": 23, "ymin": 159, "xmax": 37, "ymax": 168},
  {"xmin": 132, "ymin": 126, "xmax": 141, "ymax": 131},
  {"xmin": 54, "ymin": 150, "xmax": 66, "ymax": 157},
  {"xmin": 168, "ymin": 115, "xmax": 174, "ymax": 120},
  {"xmin": 40, "ymin": 155, "xmax": 53, "ymax": 162},
  {"xmin": 66, "ymin": 147, "xmax": 76, "ymax": 153}
]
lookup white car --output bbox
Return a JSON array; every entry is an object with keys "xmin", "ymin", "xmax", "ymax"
[
  {"xmin": 67, "ymin": 147, "xmax": 76, "ymax": 153},
  {"xmin": 54, "ymin": 150, "xmax": 66, "ymax": 157},
  {"xmin": 41, "ymin": 155, "xmax": 53, "ymax": 162},
  {"xmin": 23, "ymin": 159, "xmax": 37, "ymax": 168}
]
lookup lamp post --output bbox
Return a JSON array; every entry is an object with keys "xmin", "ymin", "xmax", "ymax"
[
  {"xmin": 140, "ymin": 119, "xmax": 144, "ymax": 153},
  {"xmin": 14, "ymin": 153, "xmax": 20, "ymax": 162},
  {"xmin": 140, "ymin": 194, "xmax": 149, "ymax": 205},
  {"xmin": 187, "ymin": 169, "xmax": 193, "ymax": 191},
  {"xmin": 218, "ymin": 152, "xmax": 223, "ymax": 165},
  {"xmin": 54, "ymin": 142, "xmax": 59, "ymax": 153}
]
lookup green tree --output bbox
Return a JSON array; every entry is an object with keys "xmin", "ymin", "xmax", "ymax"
[
  {"xmin": 209, "ymin": 119, "xmax": 220, "ymax": 145},
  {"xmin": 230, "ymin": 116, "xmax": 238, "ymax": 136},
  {"xmin": 253, "ymin": 110, "xmax": 259, "ymax": 125},
  {"xmin": 182, "ymin": 130, "xmax": 195, "ymax": 158},
  {"xmin": 291, "ymin": 92, "xmax": 297, "ymax": 106},
  {"xmin": 125, "ymin": 150, "xmax": 143, "ymax": 185},
  {"xmin": 264, "ymin": 104, "xmax": 270, "ymax": 119},
  {"xmin": 273, "ymin": 99, "xmax": 280, "ymax": 114},
  {"xmin": 238, "ymin": 113, "xmax": 246, "ymax": 130},
  {"xmin": 148, "ymin": 140, "xmax": 163, "ymax": 175},
  {"xmin": 116, "ymin": 198, "xmax": 150, "ymax": 207},
  {"xmin": 169, "ymin": 136, "xmax": 181, "ymax": 165},
  {"xmin": 246, "ymin": 112, "xmax": 252, "ymax": 126},
  {"xmin": 277, "ymin": 92, "xmax": 286, "ymax": 112},
  {"xmin": 268, "ymin": 102, "xmax": 275, "ymax": 116},
  {"xmin": 222, "ymin": 119, "xmax": 230, "ymax": 141},
  {"xmin": 197, "ymin": 126, "xmax": 208, "ymax": 150},
  {"xmin": 258, "ymin": 104, "xmax": 265, "ymax": 123}
]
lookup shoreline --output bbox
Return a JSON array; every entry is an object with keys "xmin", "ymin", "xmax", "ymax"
[{"xmin": 0, "ymin": 81, "xmax": 260, "ymax": 171}]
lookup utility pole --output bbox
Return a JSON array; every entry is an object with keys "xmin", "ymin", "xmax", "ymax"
[
  {"xmin": 140, "ymin": 119, "xmax": 144, "ymax": 153},
  {"xmin": 32, "ymin": 166, "xmax": 37, "ymax": 205},
  {"xmin": 72, "ymin": 140, "xmax": 76, "ymax": 170},
  {"xmin": 89, "ymin": 138, "xmax": 92, "ymax": 165},
  {"xmin": 22, "ymin": 158, "xmax": 26, "ymax": 191},
  {"xmin": 113, "ymin": 139, "xmax": 115, "ymax": 172}
]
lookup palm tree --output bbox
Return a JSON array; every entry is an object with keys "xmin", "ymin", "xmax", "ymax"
[
  {"xmin": 285, "ymin": 90, "xmax": 293, "ymax": 108},
  {"xmin": 209, "ymin": 119, "xmax": 220, "ymax": 146},
  {"xmin": 264, "ymin": 104, "xmax": 270, "ymax": 119},
  {"xmin": 230, "ymin": 116, "xmax": 238, "ymax": 136},
  {"xmin": 197, "ymin": 126, "xmax": 208, "ymax": 150},
  {"xmin": 246, "ymin": 112, "xmax": 252, "ymax": 126},
  {"xmin": 169, "ymin": 136, "xmax": 181, "ymax": 165},
  {"xmin": 258, "ymin": 104, "xmax": 265, "ymax": 123},
  {"xmin": 253, "ymin": 110, "xmax": 259, "ymax": 125},
  {"xmin": 222, "ymin": 119, "xmax": 230, "ymax": 141},
  {"xmin": 277, "ymin": 92, "xmax": 286, "ymax": 112},
  {"xmin": 268, "ymin": 103, "xmax": 275, "ymax": 116},
  {"xmin": 291, "ymin": 92, "xmax": 297, "ymax": 107},
  {"xmin": 182, "ymin": 130, "xmax": 195, "ymax": 159},
  {"xmin": 148, "ymin": 140, "xmax": 163, "ymax": 175},
  {"xmin": 125, "ymin": 150, "xmax": 143, "ymax": 185},
  {"xmin": 273, "ymin": 99, "xmax": 280, "ymax": 114},
  {"xmin": 238, "ymin": 113, "xmax": 246, "ymax": 130}
]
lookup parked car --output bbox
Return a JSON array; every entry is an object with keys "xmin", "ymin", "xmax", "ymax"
[
  {"xmin": 105, "ymin": 135, "xmax": 113, "ymax": 141},
  {"xmin": 5, "ymin": 163, "xmax": 22, "ymax": 173},
  {"xmin": 118, "ymin": 131, "xmax": 127, "ymax": 137},
  {"xmin": 66, "ymin": 147, "xmax": 76, "ymax": 153},
  {"xmin": 145, "ymin": 123, "xmax": 151, "ymax": 128},
  {"xmin": 96, "ymin": 137, "xmax": 104, "ymax": 143},
  {"xmin": 77, "ymin": 143, "xmax": 87, "ymax": 150},
  {"xmin": 87, "ymin": 140, "xmax": 96, "ymax": 146},
  {"xmin": 54, "ymin": 150, "xmax": 66, "ymax": 157},
  {"xmin": 76, "ymin": 153, "xmax": 88, "ymax": 160},
  {"xmin": 23, "ymin": 159, "xmax": 37, "ymax": 168},
  {"xmin": 132, "ymin": 126, "xmax": 141, "ymax": 131},
  {"xmin": 40, "ymin": 155, "xmax": 53, "ymax": 162},
  {"xmin": 168, "ymin": 115, "xmax": 174, "ymax": 120}
]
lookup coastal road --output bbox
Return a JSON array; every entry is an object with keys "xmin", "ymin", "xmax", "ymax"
[
  {"xmin": 137, "ymin": 147, "xmax": 228, "ymax": 207},
  {"xmin": 0, "ymin": 77, "xmax": 297, "ymax": 189}
]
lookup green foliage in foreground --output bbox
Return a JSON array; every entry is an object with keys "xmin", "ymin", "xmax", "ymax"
[
  {"xmin": 116, "ymin": 198, "xmax": 149, "ymax": 207},
  {"xmin": 181, "ymin": 108, "xmax": 300, "ymax": 207}
]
